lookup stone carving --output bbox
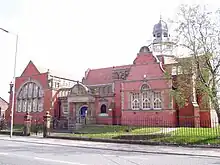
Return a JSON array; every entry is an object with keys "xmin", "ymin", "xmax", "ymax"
[
  {"xmin": 112, "ymin": 68, "xmax": 130, "ymax": 80},
  {"xmin": 99, "ymin": 98, "xmax": 108, "ymax": 103},
  {"xmin": 70, "ymin": 84, "xmax": 87, "ymax": 95},
  {"xmin": 112, "ymin": 72, "xmax": 119, "ymax": 80}
]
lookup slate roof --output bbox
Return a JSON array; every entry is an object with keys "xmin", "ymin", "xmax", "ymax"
[
  {"xmin": 30, "ymin": 61, "xmax": 77, "ymax": 81},
  {"xmin": 84, "ymin": 65, "xmax": 131, "ymax": 85}
]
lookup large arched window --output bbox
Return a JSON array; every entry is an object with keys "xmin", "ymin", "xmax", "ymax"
[{"xmin": 16, "ymin": 81, "xmax": 44, "ymax": 113}]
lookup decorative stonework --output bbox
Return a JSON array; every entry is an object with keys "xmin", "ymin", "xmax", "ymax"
[
  {"xmin": 112, "ymin": 68, "xmax": 130, "ymax": 80},
  {"xmin": 48, "ymin": 76, "xmax": 76, "ymax": 90},
  {"xmin": 70, "ymin": 83, "xmax": 87, "ymax": 95},
  {"xmin": 99, "ymin": 98, "xmax": 108, "ymax": 102},
  {"xmin": 89, "ymin": 85, "xmax": 112, "ymax": 96}
]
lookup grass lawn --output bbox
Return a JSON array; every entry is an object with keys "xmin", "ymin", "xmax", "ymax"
[
  {"xmin": 3, "ymin": 124, "xmax": 42, "ymax": 132},
  {"xmin": 1, "ymin": 125, "xmax": 24, "ymax": 131},
  {"xmin": 151, "ymin": 127, "xmax": 220, "ymax": 144},
  {"xmin": 13, "ymin": 125, "xmax": 24, "ymax": 131},
  {"xmin": 55, "ymin": 125, "xmax": 161, "ymax": 139}
]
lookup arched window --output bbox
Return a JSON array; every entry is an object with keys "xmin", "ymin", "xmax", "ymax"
[
  {"xmin": 100, "ymin": 104, "xmax": 107, "ymax": 113},
  {"xmin": 16, "ymin": 81, "xmax": 44, "ymax": 113}
]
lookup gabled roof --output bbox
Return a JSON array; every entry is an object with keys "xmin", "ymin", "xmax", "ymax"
[
  {"xmin": 83, "ymin": 50, "xmax": 169, "ymax": 85},
  {"xmin": 21, "ymin": 60, "xmax": 77, "ymax": 81},
  {"xmin": 20, "ymin": 60, "xmax": 41, "ymax": 77}
]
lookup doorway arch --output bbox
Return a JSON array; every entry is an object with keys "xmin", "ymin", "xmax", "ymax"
[
  {"xmin": 100, "ymin": 104, "xmax": 107, "ymax": 113},
  {"xmin": 79, "ymin": 105, "xmax": 88, "ymax": 118}
]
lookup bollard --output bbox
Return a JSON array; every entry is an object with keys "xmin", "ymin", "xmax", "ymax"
[
  {"xmin": 23, "ymin": 112, "xmax": 32, "ymax": 136},
  {"xmin": 43, "ymin": 111, "xmax": 51, "ymax": 138}
]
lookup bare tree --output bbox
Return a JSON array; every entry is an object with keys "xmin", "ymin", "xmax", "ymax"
[{"xmin": 171, "ymin": 4, "xmax": 220, "ymax": 122}]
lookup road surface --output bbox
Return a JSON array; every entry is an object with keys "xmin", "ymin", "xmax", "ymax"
[{"xmin": 0, "ymin": 139, "xmax": 220, "ymax": 165}]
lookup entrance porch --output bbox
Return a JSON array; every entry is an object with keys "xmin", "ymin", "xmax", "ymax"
[{"xmin": 68, "ymin": 95, "xmax": 96, "ymax": 130}]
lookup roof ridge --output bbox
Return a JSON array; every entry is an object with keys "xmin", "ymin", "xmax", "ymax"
[
  {"xmin": 90, "ymin": 64, "xmax": 132, "ymax": 71},
  {"xmin": 33, "ymin": 61, "xmax": 77, "ymax": 81},
  {"xmin": 0, "ymin": 97, "xmax": 8, "ymax": 104}
]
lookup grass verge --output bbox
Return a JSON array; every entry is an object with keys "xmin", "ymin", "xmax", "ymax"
[
  {"xmin": 54, "ymin": 125, "xmax": 161, "ymax": 139},
  {"xmin": 151, "ymin": 127, "xmax": 220, "ymax": 144}
]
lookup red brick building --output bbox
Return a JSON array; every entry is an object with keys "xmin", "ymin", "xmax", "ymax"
[{"xmin": 6, "ymin": 19, "xmax": 218, "ymax": 128}]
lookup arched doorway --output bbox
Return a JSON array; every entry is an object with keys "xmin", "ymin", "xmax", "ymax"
[
  {"xmin": 78, "ymin": 105, "xmax": 88, "ymax": 124},
  {"xmin": 100, "ymin": 104, "xmax": 107, "ymax": 114},
  {"xmin": 80, "ymin": 106, "xmax": 88, "ymax": 118}
]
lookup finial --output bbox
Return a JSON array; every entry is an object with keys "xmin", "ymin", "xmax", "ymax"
[{"xmin": 160, "ymin": 13, "xmax": 162, "ymax": 21}]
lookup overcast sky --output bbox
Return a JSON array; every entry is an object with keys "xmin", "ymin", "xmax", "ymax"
[{"xmin": 0, "ymin": 0, "xmax": 218, "ymax": 101}]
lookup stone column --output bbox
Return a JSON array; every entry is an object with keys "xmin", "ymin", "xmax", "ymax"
[
  {"xmin": 43, "ymin": 111, "xmax": 51, "ymax": 138},
  {"xmin": 23, "ymin": 112, "xmax": 32, "ymax": 136}
]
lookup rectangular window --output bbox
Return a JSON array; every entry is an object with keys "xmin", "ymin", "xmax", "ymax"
[
  {"xmin": 27, "ymin": 100, "xmax": 32, "ymax": 112},
  {"xmin": 22, "ymin": 100, "xmax": 27, "ymax": 112},
  {"xmin": 32, "ymin": 99, "xmax": 38, "ymax": 112},
  {"xmin": 17, "ymin": 100, "xmax": 22, "ymax": 112},
  {"xmin": 62, "ymin": 102, "xmax": 69, "ymax": 114}
]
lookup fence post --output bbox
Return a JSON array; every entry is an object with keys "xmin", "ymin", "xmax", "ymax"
[
  {"xmin": 43, "ymin": 111, "xmax": 51, "ymax": 138},
  {"xmin": 23, "ymin": 112, "xmax": 32, "ymax": 136}
]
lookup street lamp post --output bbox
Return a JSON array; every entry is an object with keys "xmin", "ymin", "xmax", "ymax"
[{"xmin": 0, "ymin": 28, "xmax": 18, "ymax": 138}]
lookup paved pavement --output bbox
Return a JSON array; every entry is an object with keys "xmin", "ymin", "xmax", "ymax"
[
  {"xmin": 0, "ymin": 135, "xmax": 220, "ymax": 165},
  {"xmin": 1, "ymin": 135, "xmax": 220, "ymax": 157}
]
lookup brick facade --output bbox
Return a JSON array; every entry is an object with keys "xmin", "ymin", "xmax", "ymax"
[
  {"xmin": 6, "ymin": 18, "xmax": 216, "ymax": 128},
  {"xmin": 6, "ymin": 49, "xmax": 214, "ymax": 128}
]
